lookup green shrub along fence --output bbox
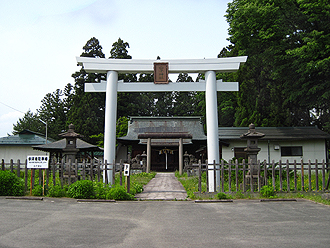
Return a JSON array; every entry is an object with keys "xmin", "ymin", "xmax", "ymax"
[
  {"xmin": 188, "ymin": 159, "xmax": 330, "ymax": 193},
  {"xmin": 1, "ymin": 158, "xmax": 132, "ymax": 194}
]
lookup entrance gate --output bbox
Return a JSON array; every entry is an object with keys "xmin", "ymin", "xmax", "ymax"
[{"xmin": 76, "ymin": 57, "xmax": 247, "ymax": 192}]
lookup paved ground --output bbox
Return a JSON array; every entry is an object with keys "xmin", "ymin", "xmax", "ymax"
[
  {"xmin": 135, "ymin": 172, "xmax": 188, "ymax": 200},
  {"xmin": 0, "ymin": 197, "xmax": 330, "ymax": 248}
]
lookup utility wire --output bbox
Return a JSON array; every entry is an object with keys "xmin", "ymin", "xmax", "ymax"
[{"xmin": 0, "ymin": 101, "xmax": 26, "ymax": 114}]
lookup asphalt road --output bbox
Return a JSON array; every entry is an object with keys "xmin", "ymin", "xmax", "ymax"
[{"xmin": 0, "ymin": 197, "xmax": 329, "ymax": 248}]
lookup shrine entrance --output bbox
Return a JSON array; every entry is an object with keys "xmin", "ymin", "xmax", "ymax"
[
  {"xmin": 152, "ymin": 147, "xmax": 177, "ymax": 172},
  {"xmin": 77, "ymin": 56, "xmax": 247, "ymax": 192}
]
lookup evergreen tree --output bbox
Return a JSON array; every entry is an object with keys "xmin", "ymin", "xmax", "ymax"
[
  {"xmin": 224, "ymin": 0, "xmax": 330, "ymax": 131},
  {"xmin": 67, "ymin": 37, "xmax": 106, "ymax": 142}
]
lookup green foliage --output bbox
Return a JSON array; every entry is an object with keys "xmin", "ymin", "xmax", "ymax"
[
  {"xmin": 225, "ymin": 0, "xmax": 330, "ymax": 131},
  {"xmin": 260, "ymin": 185, "xmax": 276, "ymax": 198},
  {"xmin": 0, "ymin": 170, "xmax": 25, "ymax": 196},
  {"xmin": 93, "ymin": 181, "xmax": 110, "ymax": 199},
  {"xmin": 32, "ymin": 185, "xmax": 43, "ymax": 196},
  {"xmin": 47, "ymin": 184, "xmax": 67, "ymax": 197},
  {"xmin": 68, "ymin": 180, "xmax": 95, "ymax": 199},
  {"xmin": 216, "ymin": 192, "xmax": 229, "ymax": 200},
  {"xmin": 106, "ymin": 185, "xmax": 134, "ymax": 200},
  {"xmin": 130, "ymin": 182, "xmax": 144, "ymax": 196}
]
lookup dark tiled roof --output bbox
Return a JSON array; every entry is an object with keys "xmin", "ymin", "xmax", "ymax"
[
  {"xmin": 118, "ymin": 116, "xmax": 207, "ymax": 141},
  {"xmin": 218, "ymin": 126, "xmax": 330, "ymax": 140},
  {"xmin": 0, "ymin": 129, "xmax": 54, "ymax": 145},
  {"xmin": 32, "ymin": 138, "xmax": 100, "ymax": 152}
]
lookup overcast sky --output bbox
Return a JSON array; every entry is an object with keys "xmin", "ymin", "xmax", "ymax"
[{"xmin": 0, "ymin": 0, "xmax": 231, "ymax": 137}]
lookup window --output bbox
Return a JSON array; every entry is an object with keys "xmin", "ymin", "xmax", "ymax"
[
  {"xmin": 234, "ymin": 147, "xmax": 247, "ymax": 160},
  {"xmin": 281, "ymin": 146, "xmax": 303, "ymax": 156}
]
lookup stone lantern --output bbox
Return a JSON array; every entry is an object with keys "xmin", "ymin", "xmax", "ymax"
[
  {"xmin": 58, "ymin": 124, "xmax": 83, "ymax": 163},
  {"xmin": 240, "ymin": 123, "xmax": 265, "ymax": 185}
]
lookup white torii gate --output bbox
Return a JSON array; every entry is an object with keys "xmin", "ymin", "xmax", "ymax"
[{"xmin": 76, "ymin": 56, "xmax": 247, "ymax": 192}]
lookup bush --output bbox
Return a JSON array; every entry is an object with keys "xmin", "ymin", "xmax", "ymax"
[
  {"xmin": 132, "ymin": 182, "xmax": 144, "ymax": 194},
  {"xmin": 0, "ymin": 170, "xmax": 25, "ymax": 196},
  {"xmin": 216, "ymin": 192, "xmax": 229, "ymax": 200},
  {"xmin": 68, "ymin": 180, "xmax": 95, "ymax": 199},
  {"xmin": 48, "ymin": 184, "xmax": 67, "ymax": 197},
  {"xmin": 106, "ymin": 185, "xmax": 134, "ymax": 200},
  {"xmin": 32, "ymin": 185, "xmax": 43, "ymax": 196},
  {"xmin": 260, "ymin": 185, "xmax": 276, "ymax": 198},
  {"xmin": 94, "ymin": 181, "xmax": 110, "ymax": 199}
]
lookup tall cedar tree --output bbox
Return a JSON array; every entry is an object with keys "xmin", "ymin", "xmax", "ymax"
[
  {"xmin": 225, "ymin": 0, "xmax": 330, "ymax": 132},
  {"xmin": 67, "ymin": 37, "xmax": 106, "ymax": 142}
]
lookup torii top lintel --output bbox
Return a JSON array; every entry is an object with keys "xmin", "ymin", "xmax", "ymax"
[{"xmin": 76, "ymin": 56, "xmax": 247, "ymax": 74}]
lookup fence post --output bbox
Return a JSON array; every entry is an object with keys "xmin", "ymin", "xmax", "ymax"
[
  {"xmin": 322, "ymin": 160, "xmax": 326, "ymax": 192},
  {"xmin": 263, "ymin": 160, "xmax": 267, "ymax": 187},
  {"xmin": 39, "ymin": 169, "xmax": 42, "ymax": 186},
  {"xmin": 308, "ymin": 160, "xmax": 312, "ymax": 191},
  {"xmin": 75, "ymin": 159, "xmax": 78, "ymax": 182},
  {"xmin": 17, "ymin": 159, "xmax": 20, "ymax": 178},
  {"xmin": 198, "ymin": 160, "xmax": 202, "ymax": 193},
  {"xmin": 60, "ymin": 159, "xmax": 64, "ymax": 187},
  {"xmin": 104, "ymin": 160, "xmax": 108, "ymax": 184},
  {"xmin": 279, "ymin": 160, "xmax": 283, "ymax": 192},
  {"xmin": 301, "ymin": 160, "xmax": 305, "ymax": 191},
  {"xmin": 206, "ymin": 160, "xmax": 209, "ymax": 193},
  {"xmin": 242, "ymin": 160, "xmax": 246, "ymax": 193},
  {"xmin": 294, "ymin": 160, "xmax": 297, "ymax": 192},
  {"xmin": 82, "ymin": 160, "xmax": 86, "ymax": 180},
  {"xmin": 221, "ymin": 160, "xmax": 224, "ymax": 192},
  {"xmin": 97, "ymin": 159, "xmax": 101, "ymax": 182},
  {"xmin": 286, "ymin": 160, "xmax": 290, "ymax": 192},
  {"xmin": 52, "ymin": 161, "xmax": 56, "ymax": 186},
  {"xmin": 315, "ymin": 159, "xmax": 319, "ymax": 191},
  {"xmin": 257, "ymin": 160, "xmax": 261, "ymax": 192},
  {"xmin": 68, "ymin": 159, "xmax": 72, "ymax": 185},
  {"xmin": 10, "ymin": 159, "xmax": 13, "ymax": 173},
  {"xmin": 113, "ymin": 159, "xmax": 116, "ymax": 186},
  {"xmin": 272, "ymin": 160, "xmax": 276, "ymax": 191},
  {"xmin": 120, "ymin": 159, "xmax": 123, "ymax": 186},
  {"xmin": 249, "ymin": 159, "xmax": 254, "ymax": 192},
  {"xmin": 235, "ymin": 159, "xmax": 239, "ymax": 192},
  {"xmin": 25, "ymin": 159, "xmax": 28, "ymax": 192},
  {"xmin": 31, "ymin": 169, "xmax": 35, "ymax": 190},
  {"xmin": 228, "ymin": 160, "xmax": 232, "ymax": 193},
  {"xmin": 90, "ymin": 159, "xmax": 94, "ymax": 181}
]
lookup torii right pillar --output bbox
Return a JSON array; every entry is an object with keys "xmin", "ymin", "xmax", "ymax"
[{"xmin": 205, "ymin": 71, "xmax": 220, "ymax": 192}]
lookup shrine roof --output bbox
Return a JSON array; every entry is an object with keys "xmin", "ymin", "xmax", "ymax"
[{"xmin": 118, "ymin": 116, "xmax": 207, "ymax": 142}]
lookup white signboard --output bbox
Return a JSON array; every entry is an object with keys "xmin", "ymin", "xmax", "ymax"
[
  {"xmin": 123, "ymin": 163, "xmax": 130, "ymax": 176},
  {"xmin": 27, "ymin": 156, "xmax": 49, "ymax": 169}
]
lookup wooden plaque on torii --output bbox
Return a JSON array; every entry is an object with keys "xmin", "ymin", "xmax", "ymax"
[{"xmin": 154, "ymin": 62, "xmax": 168, "ymax": 84}]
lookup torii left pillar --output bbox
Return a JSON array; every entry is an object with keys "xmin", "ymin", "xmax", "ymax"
[
  {"xmin": 77, "ymin": 57, "xmax": 247, "ymax": 188},
  {"xmin": 103, "ymin": 71, "xmax": 118, "ymax": 183}
]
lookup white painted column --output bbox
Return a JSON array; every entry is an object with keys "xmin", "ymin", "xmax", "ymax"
[
  {"xmin": 104, "ymin": 71, "xmax": 118, "ymax": 184},
  {"xmin": 205, "ymin": 71, "xmax": 220, "ymax": 192}
]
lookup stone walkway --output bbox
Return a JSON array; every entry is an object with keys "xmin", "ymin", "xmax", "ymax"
[{"xmin": 135, "ymin": 173, "xmax": 188, "ymax": 200}]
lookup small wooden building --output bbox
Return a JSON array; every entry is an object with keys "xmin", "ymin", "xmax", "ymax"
[{"xmin": 117, "ymin": 116, "xmax": 207, "ymax": 172}]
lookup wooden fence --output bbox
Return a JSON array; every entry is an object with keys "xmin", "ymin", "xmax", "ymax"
[
  {"xmin": 1, "ymin": 159, "xmax": 122, "ymax": 192},
  {"xmin": 2, "ymin": 158, "xmax": 330, "ymax": 194},
  {"xmin": 190, "ymin": 159, "xmax": 330, "ymax": 193}
]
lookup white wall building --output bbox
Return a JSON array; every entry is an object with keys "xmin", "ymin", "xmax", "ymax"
[
  {"xmin": 0, "ymin": 130, "xmax": 51, "ymax": 163},
  {"xmin": 219, "ymin": 126, "xmax": 330, "ymax": 164}
]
